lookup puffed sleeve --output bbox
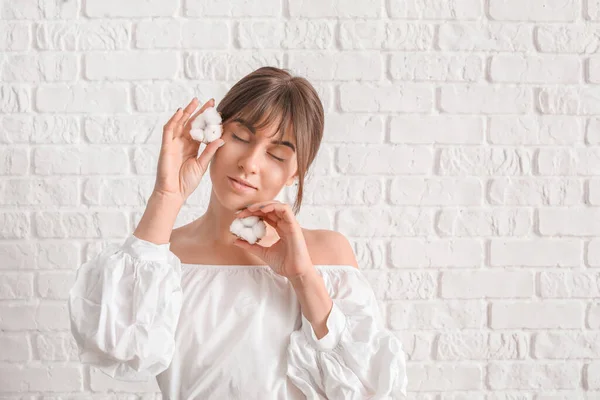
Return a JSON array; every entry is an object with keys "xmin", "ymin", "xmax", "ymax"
[
  {"xmin": 286, "ymin": 267, "xmax": 408, "ymax": 399},
  {"xmin": 67, "ymin": 234, "xmax": 183, "ymax": 382}
]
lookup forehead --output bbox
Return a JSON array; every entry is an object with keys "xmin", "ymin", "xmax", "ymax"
[{"xmin": 232, "ymin": 116, "xmax": 295, "ymax": 143}]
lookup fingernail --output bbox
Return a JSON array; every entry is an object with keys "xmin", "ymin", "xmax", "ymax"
[{"xmin": 218, "ymin": 140, "xmax": 225, "ymax": 147}]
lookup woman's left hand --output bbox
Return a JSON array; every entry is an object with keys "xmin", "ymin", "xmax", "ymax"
[{"xmin": 232, "ymin": 200, "xmax": 314, "ymax": 281}]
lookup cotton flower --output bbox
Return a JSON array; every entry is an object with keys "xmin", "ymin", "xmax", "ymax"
[
  {"xmin": 189, "ymin": 106, "xmax": 222, "ymax": 144},
  {"xmin": 230, "ymin": 216, "xmax": 267, "ymax": 245}
]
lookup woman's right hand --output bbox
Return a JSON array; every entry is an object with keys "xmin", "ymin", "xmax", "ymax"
[{"xmin": 153, "ymin": 97, "xmax": 225, "ymax": 205}]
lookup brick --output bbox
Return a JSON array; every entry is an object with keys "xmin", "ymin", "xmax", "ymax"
[
  {"xmin": 390, "ymin": 177, "xmax": 482, "ymax": 205},
  {"xmin": 338, "ymin": 207, "xmax": 434, "ymax": 237},
  {"xmin": 0, "ymin": 178, "xmax": 78, "ymax": 206},
  {"xmin": 589, "ymin": 303, "xmax": 600, "ymax": 328},
  {"xmin": 85, "ymin": 52, "xmax": 178, "ymax": 80},
  {"xmin": 590, "ymin": 0, "xmax": 600, "ymax": 19},
  {"xmin": 536, "ymin": 25, "xmax": 600, "ymax": 53},
  {"xmin": 589, "ymin": 56, "xmax": 600, "ymax": 83},
  {"xmin": 135, "ymin": 20, "xmax": 181, "ymax": 49},
  {"xmin": 534, "ymin": 332, "xmax": 600, "ymax": 359},
  {"xmin": 0, "ymin": 147, "xmax": 28, "ymax": 175},
  {"xmin": 0, "ymin": 22, "xmax": 30, "ymax": 50},
  {"xmin": 85, "ymin": 0, "xmax": 177, "ymax": 17},
  {"xmin": 390, "ymin": 300, "xmax": 486, "ymax": 329},
  {"xmin": 491, "ymin": 239, "xmax": 581, "ymax": 267},
  {"xmin": 37, "ymin": 271, "xmax": 76, "ymax": 299},
  {"xmin": 440, "ymin": 84, "xmax": 531, "ymax": 113},
  {"xmin": 439, "ymin": 23, "xmax": 533, "ymax": 51},
  {"xmin": 489, "ymin": 116, "xmax": 583, "ymax": 144},
  {"xmin": 590, "ymin": 180, "xmax": 600, "ymax": 205},
  {"xmin": 84, "ymin": 115, "xmax": 162, "ymax": 144},
  {"xmin": 387, "ymin": 271, "xmax": 436, "ymax": 300},
  {"xmin": 487, "ymin": 363, "xmax": 580, "ymax": 389},
  {"xmin": 538, "ymin": 87, "xmax": 600, "ymax": 115},
  {"xmin": 0, "ymin": 365, "xmax": 82, "ymax": 391},
  {"xmin": 184, "ymin": 0, "xmax": 280, "ymax": 17},
  {"xmin": 1, "ymin": 54, "xmax": 77, "ymax": 82},
  {"xmin": 0, "ymin": 115, "xmax": 80, "ymax": 144},
  {"xmin": 34, "ymin": 147, "xmax": 129, "ymax": 175},
  {"xmin": 36, "ymin": 85, "xmax": 129, "ymax": 113},
  {"xmin": 36, "ymin": 21, "xmax": 131, "ymax": 50},
  {"xmin": 408, "ymin": 364, "xmax": 482, "ymax": 391},
  {"xmin": 389, "ymin": 0, "xmax": 482, "ymax": 19},
  {"xmin": 437, "ymin": 208, "xmax": 532, "ymax": 237},
  {"xmin": 439, "ymin": 148, "xmax": 532, "ymax": 175},
  {"xmin": 337, "ymin": 145, "xmax": 432, "ymax": 174},
  {"xmin": 588, "ymin": 362, "xmax": 600, "ymax": 389},
  {"xmin": 0, "ymin": 303, "xmax": 36, "ymax": 330},
  {"xmin": 35, "ymin": 332, "xmax": 79, "ymax": 361},
  {"xmin": 539, "ymin": 208, "xmax": 600, "ymax": 236},
  {"xmin": 339, "ymin": 21, "xmax": 433, "ymax": 50},
  {"xmin": 0, "ymin": 85, "xmax": 30, "ymax": 112},
  {"xmin": 390, "ymin": 115, "xmax": 483, "ymax": 144},
  {"xmin": 83, "ymin": 177, "xmax": 155, "ymax": 206},
  {"xmin": 490, "ymin": 55, "xmax": 580, "ymax": 83},
  {"xmin": 441, "ymin": 271, "xmax": 534, "ymax": 298},
  {"xmin": 289, "ymin": 51, "xmax": 382, "ymax": 81},
  {"xmin": 589, "ymin": 239, "xmax": 600, "ymax": 267},
  {"xmin": 303, "ymin": 177, "xmax": 383, "ymax": 205},
  {"xmin": 289, "ymin": 0, "xmax": 380, "ymax": 17},
  {"xmin": 489, "ymin": 0, "xmax": 580, "ymax": 21},
  {"xmin": 0, "ymin": 272, "xmax": 34, "ymax": 299},
  {"xmin": 491, "ymin": 302, "xmax": 583, "ymax": 329},
  {"xmin": 34, "ymin": 211, "xmax": 128, "ymax": 238},
  {"xmin": 0, "ymin": 212, "xmax": 29, "ymax": 238},
  {"xmin": 1, "ymin": 0, "xmax": 77, "ymax": 19},
  {"xmin": 182, "ymin": 20, "xmax": 230, "ymax": 48},
  {"xmin": 587, "ymin": 118, "xmax": 600, "ymax": 144},
  {"xmin": 488, "ymin": 178, "xmax": 582, "ymax": 205},
  {"xmin": 390, "ymin": 53, "xmax": 482, "ymax": 82},
  {"xmin": 390, "ymin": 238, "xmax": 483, "ymax": 267},
  {"xmin": 540, "ymin": 271, "xmax": 600, "ymax": 298},
  {"xmin": 238, "ymin": 20, "xmax": 334, "ymax": 49},
  {"xmin": 339, "ymin": 83, "xmax": 433, "ymax": 112},
  {"xmin": 324, "ymin": 114, "xmax": 383, "ymax": 143},
  {"xmin": 537, "ymin": 148, "xmax": 600, "ymax": 175},
  {"xmin": 437, "ymin": 332, "xmax": 528, "ymax": 360},
  {"xmin": 183, "ymin": 52, "xmax": 284, "ymax": 81},
  {"xmin": 0, "ymin": 334, "xmax": 31, "ymax": 361}
]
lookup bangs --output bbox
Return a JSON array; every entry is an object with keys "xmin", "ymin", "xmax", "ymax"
[{"xmin": 226, "ymin": 89, "xmax": 293, "ymax": 141}]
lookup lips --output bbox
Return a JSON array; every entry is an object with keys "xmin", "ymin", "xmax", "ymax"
[{"xmin": 229, "ymin": 177, "xmax": 257, "ymax": 190}]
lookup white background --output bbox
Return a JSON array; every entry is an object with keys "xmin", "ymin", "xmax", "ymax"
[{"xmin": 1, "ymin": 0, "xmax": 599, "ymax": 398}]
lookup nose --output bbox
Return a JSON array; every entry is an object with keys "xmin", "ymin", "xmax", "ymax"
[{"xmin": 237, "ymin": 144, "xmax": 262, "ymax": 175}]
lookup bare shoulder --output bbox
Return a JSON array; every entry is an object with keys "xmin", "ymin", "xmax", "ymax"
[{"xmin": 303, "ymin": 228, "xmax": 359, "ymax": 268}]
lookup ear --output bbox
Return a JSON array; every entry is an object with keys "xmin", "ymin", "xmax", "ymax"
[{"xmin": 285, "ymin": 174, "xmax": 298, "ymax": 187}]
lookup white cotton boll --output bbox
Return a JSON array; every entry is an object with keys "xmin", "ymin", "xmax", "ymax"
[
  {"xmin": 189, "ymin": 106, "xmax": 223, "ymax": 144},
  {"xmin": 229, "ymin": 216, "xmax": 267, "ymax": 245}
]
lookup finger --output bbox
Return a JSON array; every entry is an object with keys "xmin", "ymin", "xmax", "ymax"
[
  {"xmin": 163, "ymin": 108, "xmax": 183, "ymax": 144},
  {"xmin": 177, "ymin": 97, "xmax": 200, "ymax": 127},
  {"xmin": 247, "ymin": 201, "xmax": 280, "ymax": 211},
  {"xmin": 195, "ymin": 138, "xmax": 225, "ymax": 176}
]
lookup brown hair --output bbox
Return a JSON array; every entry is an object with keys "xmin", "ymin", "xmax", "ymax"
[{"xmin": 216, "ymin": 66, "xmax": 325, "ymax": 215}]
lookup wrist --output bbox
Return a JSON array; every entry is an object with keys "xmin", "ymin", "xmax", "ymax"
[{"xmin": 289, "ymin": 266, "xmax": 319, "ymax": 289}]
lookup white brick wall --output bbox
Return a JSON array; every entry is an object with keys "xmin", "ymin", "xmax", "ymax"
[{"xmin": 0, "ymin": 0, "xmax": 598, "ymax": 397}]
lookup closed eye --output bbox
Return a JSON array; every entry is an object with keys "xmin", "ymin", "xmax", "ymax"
[{"xmin": 232, "ymin": 134, "xmax": 285, "ymax": 162}]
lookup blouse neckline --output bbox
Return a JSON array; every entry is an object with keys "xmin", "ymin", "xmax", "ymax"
[{"xmin": 180, "ymin": 263, "xmax": 358, "ymax": 271}]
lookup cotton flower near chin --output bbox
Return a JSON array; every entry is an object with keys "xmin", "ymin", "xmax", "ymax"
[
  {"xmin": 189, "ymin": 106, "xmax": 223, "ymax": 149},
  {"xmin": 230, "ymin": 216, "xmax": 267, "ymax": 245}
]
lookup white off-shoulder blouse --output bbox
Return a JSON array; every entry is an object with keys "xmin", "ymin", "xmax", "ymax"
[{"xmin": 67, "ymin": 234, "xmax": 408, "ymax": 399}]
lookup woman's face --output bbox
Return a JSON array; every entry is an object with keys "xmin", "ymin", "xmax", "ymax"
[{"xmin": 209, "ymin": 117, "xmax": 298, "ymax": 210}]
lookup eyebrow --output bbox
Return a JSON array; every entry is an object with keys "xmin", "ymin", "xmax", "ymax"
[{"xmin": 233, "ymin": 118, "xmax": 296, "ymax": 153}]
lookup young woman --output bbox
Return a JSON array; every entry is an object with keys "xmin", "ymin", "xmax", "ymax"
[{"xmin": 68, "ymin": 67, "xmax": 408, "ymax": 399}]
